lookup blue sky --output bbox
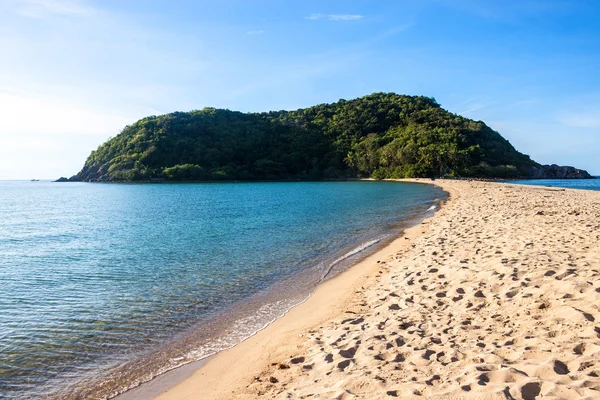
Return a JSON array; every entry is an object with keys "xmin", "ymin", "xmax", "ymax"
[{"xmin": 1, "ymin": 0, "xmax": 599, "ymax": 179}]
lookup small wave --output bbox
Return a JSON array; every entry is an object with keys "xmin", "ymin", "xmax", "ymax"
[
  {"xmin": 106, "ymin": 297, "xmax": 305, "ymax": 399},
  {"xmin": 172, "ymin": 239, "xmax": 384, "ymax": 377},
  {"xmin": 183, "ymin": 298, "xmax": 296, "ymax": 362},
  {"xmin": 174, "ymin": 239, "xmax": 386, "ymax": 373},
  {"xmin": 319, "ymin": 238, "xmax": 382, "ymax": 283},
  {"xmin": 106, "ymin": 239, "xmax": 389, "ymax": 399},
  {"xmin": 426, "ymin": 205, "xmax": 437, "ymax": 212}
]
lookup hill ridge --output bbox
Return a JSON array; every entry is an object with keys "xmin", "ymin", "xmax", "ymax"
[{"xmin": 64, "ymin": 93, "xmax": 593, "ymax": 182}]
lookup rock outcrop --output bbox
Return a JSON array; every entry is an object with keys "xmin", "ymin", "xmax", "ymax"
[{"xmin": 529, "ymin": 164, "xmax": 595, "ymax": 179}]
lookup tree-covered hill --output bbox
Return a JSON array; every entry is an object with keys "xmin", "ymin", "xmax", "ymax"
[{"xmin": 66, "ymin": 93, "xmax": 590, "ymax": 182}]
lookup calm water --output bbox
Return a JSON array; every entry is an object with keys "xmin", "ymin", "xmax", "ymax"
[
  {"xmin": 507, "ymin": 177, "xmax": 600, "ymax": 191},
  {"xmin": 0, "ymin": 180, "xmax": 444, "ymax": 399}
]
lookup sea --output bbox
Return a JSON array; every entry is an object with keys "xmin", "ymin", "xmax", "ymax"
[
  {"xmin": 0, "ymin": 180, "xmax": 445, "ymax": 399},
  {"xmin": 506, "ymin": 177, "xmax": 600, "ymax": 191}
]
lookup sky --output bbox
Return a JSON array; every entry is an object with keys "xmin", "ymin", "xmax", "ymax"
[{"xmin": 0, "ymin": 0, "xmax": 599, "ymax": 179}]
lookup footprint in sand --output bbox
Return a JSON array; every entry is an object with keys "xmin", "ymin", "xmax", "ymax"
[
  {"xmin": 573, "ymin": 343, "xmax": 586, "ymax": 355},
  {"xmin": 553, "ymin": 360, "xmax": 570, "ymax": 375},
  {"xmin": 477, "ymin": 373, "xmax": 490, "ymax": 386},
  {"xmin": 422, "ymin": 349, "xmax": 435, "ymax": 360},
  {"xmin": 337, "ymin": 360, "xmax": 351, "ymax": 371},
  {"xmin": 339, "ymin": 346, "xmax": 357, "ymax": 359},
  {"xmin": 521, "ymin": 382, "xmax": 541, "ymax": 400}
]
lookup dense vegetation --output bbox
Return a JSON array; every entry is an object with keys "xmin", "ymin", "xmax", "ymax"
[{"xmin": 72, "ymin": 93, "xmax": 540, "ymax": 182}]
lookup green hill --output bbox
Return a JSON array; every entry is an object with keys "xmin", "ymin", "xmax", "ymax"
[{"xmin": 68, "ymin": 93, "xmax": 558, "ymax": 182}]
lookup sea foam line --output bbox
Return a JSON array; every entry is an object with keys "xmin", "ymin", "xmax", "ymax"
[{"xmin": 319, "ymin": 238, "xmax": 383, "ymax": 283}]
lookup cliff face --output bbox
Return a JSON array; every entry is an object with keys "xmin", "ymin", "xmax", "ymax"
[
  {"xmin": 530, "ymin": 164, "xmax": 595, "ymax": 179},
  {"xmin": 69, "ymin": 164, "xmax": 103, "ymax": 182}
]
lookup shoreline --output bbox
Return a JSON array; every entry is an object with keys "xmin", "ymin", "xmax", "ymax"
[
  {"xmin": 141, "ymin": 179, "xmax": 600, "ymax": 399},
  {"xmin": 10, "ymin": 181, "xmax": 443, "ymax": 400},
  {"xmin": 126, "ymin": 181, "xmax": 453, "ymax": 400},
  {"xmin": 108, "ymin": 182, "xmax": 446, "ymax": 400}
]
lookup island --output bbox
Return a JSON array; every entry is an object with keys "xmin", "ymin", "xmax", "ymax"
[{"xmin": 60, "ymin": 93, "xmax": 594, "ymax": 182}]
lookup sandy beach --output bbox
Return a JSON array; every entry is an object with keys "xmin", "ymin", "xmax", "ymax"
[{"xmin": 152, "ymin": 179, "xmax": 600, "ymax": 400}]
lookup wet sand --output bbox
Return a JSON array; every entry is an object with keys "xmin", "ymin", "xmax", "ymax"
[{"xmin": 152, "ymin": 179, "xmax": 600, "ymax": 399}]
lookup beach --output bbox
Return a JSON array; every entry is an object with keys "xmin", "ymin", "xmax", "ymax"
[{"xmin": 151, "ymin": 179, "xmax": 600, "ymax": 400}]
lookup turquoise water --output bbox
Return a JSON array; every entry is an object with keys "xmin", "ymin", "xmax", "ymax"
[
  {"xmin": 0, "ymin": 181, "xmax": 444, "ymax": 399},
  {"xmin": 507, "ymin": 177, "xmax": 600, "ymax": 191}
]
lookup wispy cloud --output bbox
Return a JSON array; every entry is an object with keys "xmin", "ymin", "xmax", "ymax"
[
  {"xmin": 453, "ymin": 97, "xmax": 489, "ymax": 115},
  {"xmin": 246, "ymin": 30, "xmax": 264, "ymax": 35},
  {"xmin": 305, "ymin": 13, "xmax": 364, "ymax": 21},
  {"xmin": 305, "ymin": 13, "xmax": 323, "ymax": 20},
  {"xmin": 328, "ymin": 14, "xmax": 364, "ymax": 21},
  {"xmin": 460, "ymin": 102, "xmax": 485, "ymax": 114},
  {"xmin": 17, "ymin": 0, "xmax": 99, "ymax": 18},
  {"xmin": 510, "ymin": 98, "xmax": 538, "ymax": 108},
  {"xmin": 559, "ymin": 112, "xmax": 600, "ymax": 129}
]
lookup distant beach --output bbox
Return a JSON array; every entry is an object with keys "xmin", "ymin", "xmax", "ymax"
[{"xmin": 151, "ymin": 179, "xmax": 600, "ymax": 400}]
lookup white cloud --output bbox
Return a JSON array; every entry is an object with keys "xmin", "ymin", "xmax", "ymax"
[
  {"xmin": 328, "ymin": 14, "xmax": 364, "ymax": 21},
  {"xmin": 17, "ymin": 0, "xmax": 98, "ymax": 18},
  {"xmin": 305, "ymin": 13, "xmax": 364, "ymax": 21},
  {"xmin": 305, "ymin": 13, "xmax": 324, "ymax": 20},
  {"xmin": 246, "ymin": 30, "xmax": 264, "ymax": 35}
]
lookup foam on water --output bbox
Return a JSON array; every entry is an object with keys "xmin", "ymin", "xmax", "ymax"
[{"xmin": 321, "ymin": 238, "xmax": 383, "ymax": 281}]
